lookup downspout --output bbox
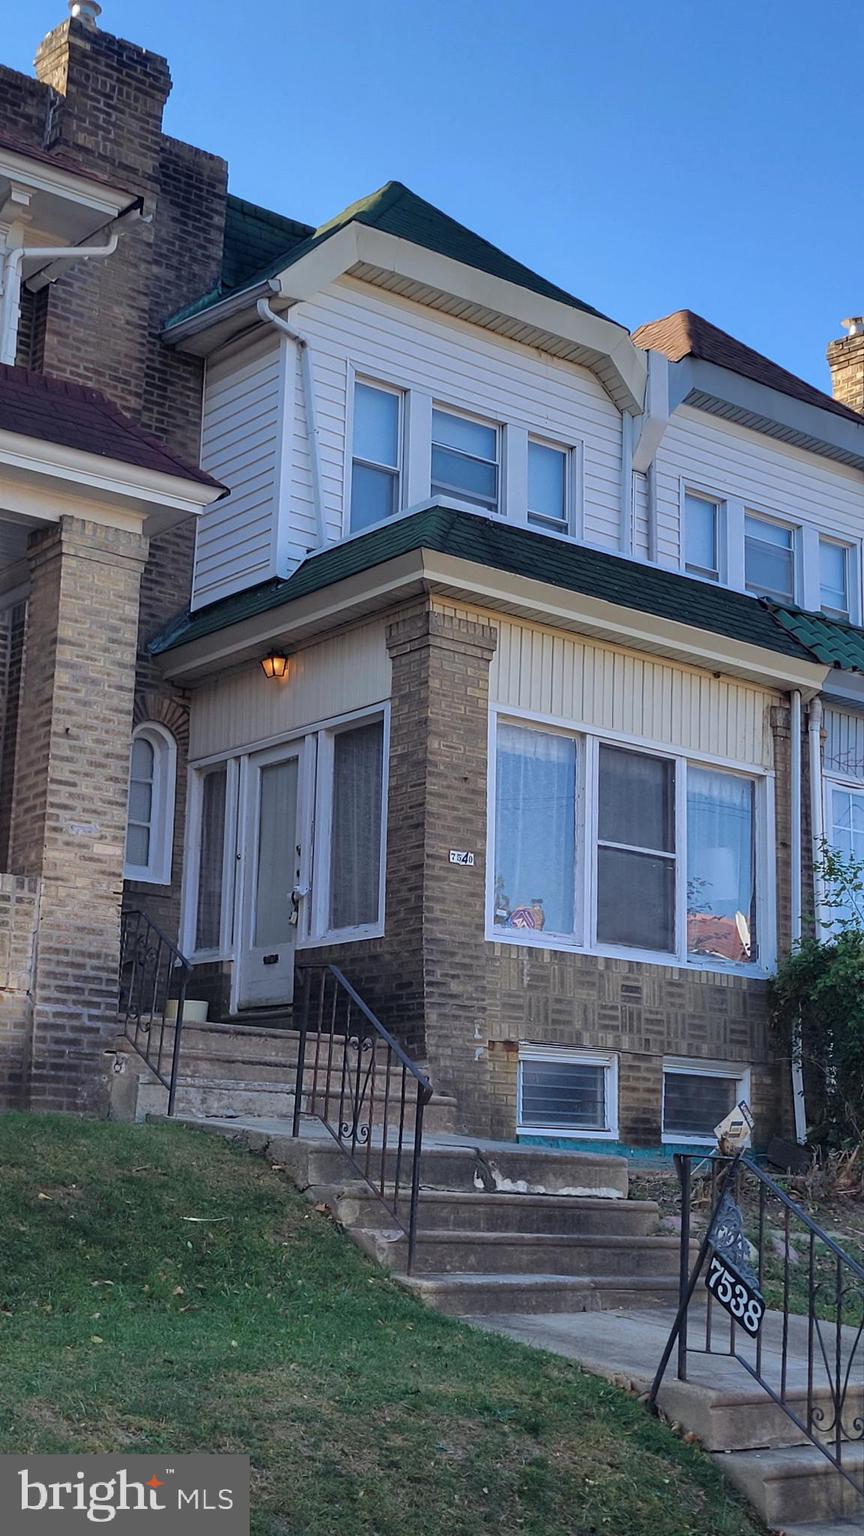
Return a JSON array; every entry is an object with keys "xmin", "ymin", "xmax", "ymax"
[
  {"xmin": 789, "ymin": 689, "xmax": 807, "ymax": 1143},
  {"xmin": 256, "ymin": 297, "xmax": 326, "ymax": 549},
  {"xmin": 809, "ymin": 696, "xmax": 825, "ymax": 914},
  {"xmin": 620, "ymin": 412, "xmax": 633, "ymax": 556},
  {"xmin": 646, "ymin": 459, "xmax": 658, "ymax": 564},
  {"xmin": 0, "ymin": 234, "xmax": 119, "ymax": 365}
]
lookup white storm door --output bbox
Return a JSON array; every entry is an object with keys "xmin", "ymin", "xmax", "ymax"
[{"xmin": 237, "ymin": 742, "xmax": 310, "ymax": 1008}]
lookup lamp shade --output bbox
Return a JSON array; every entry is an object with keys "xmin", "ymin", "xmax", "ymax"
[{"xmin": 260, "ymin": 651, "xmax": 288, "ymax": 680}]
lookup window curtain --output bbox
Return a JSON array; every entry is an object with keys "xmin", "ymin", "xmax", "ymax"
[
  {"xmin": 687, "ymin": 768, "xmax": 755, "ymax": 962},
  {"xmin": 195, "ymin": 766, "xmax": 226, "ymax": 951},
  {"xmin": 494, "ymin": 725, "xmax": 576, "ymax": 935},
  {"xmin": 329, "ymin": 722, "xmax": 384, "ymax": 930},
  {"xmin": 193, "ymin": 764, "xmax": 222, "ymax": 946}
]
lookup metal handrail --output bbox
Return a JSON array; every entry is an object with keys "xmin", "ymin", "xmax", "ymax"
[
  {"xmin": 650, "ymin": 1152, "xmax": 864, "ymax": 1500},
  {"xmin": 293, "ymin": 962, "xmax": 432, "ymax": 1273},
  {"xmin": 118, "ymin": 908, "xmax": 192, "ymax": 1116}
]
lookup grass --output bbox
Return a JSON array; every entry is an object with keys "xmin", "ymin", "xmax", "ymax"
[{"xmin": 0, "ymin": 1114, "xmax": 762, "ymax": 1536}]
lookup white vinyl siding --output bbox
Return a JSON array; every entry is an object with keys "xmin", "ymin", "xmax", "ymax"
[
  {"xmin": 654, "ymin": 408, "xmax": 864, "ymax": 612},
  {"xmin": 188, "ymin": 620, "xmax": 390, "ymax": 761},
  {"xmin": 195, "ymin": 337, "xmax": 286, "ymax": 609},
  {"xmin": 287, "ymin": 278, "xmax": 622, "ymax": 550}
]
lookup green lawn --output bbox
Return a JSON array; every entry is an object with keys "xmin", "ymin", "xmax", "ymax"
[{"xmin": 0, "ymin": 1115, "xmax": 761, "ymax": 1536}]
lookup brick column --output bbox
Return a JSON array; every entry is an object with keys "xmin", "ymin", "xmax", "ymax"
[
  {"xmin": 386, "ymin": 603, "xmax": 497, "ymax": 1132},
  {"xmin": 10, "ymin": 516, "xmax": 148, "ymax": 1111}
]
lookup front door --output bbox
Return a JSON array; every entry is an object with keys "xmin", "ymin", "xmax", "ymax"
[{"xmin": 236, "ymin": 743, "xmax": 309, "ymax": 1008}]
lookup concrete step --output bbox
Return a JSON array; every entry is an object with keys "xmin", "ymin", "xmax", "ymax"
[
  {"xmin": 319, "ymin": 1186, "xmax": 660, "ymax": 1237},
  {"xmin": 659, "ymin": 1375, "xmax": 864, "ymax": 1454},
  {"xmin": 783, "ymin": 1522, "xmax": 864, "ymax": 1535},
  {"xmin": 401, "ymin": 1271, "xmax": 681, "ymax": 1316},
  {"xmin": 135, "ymin": 1079, "xmax": 456, "ymax": 1131},
  {"xmin": 716, "ymin": 1443, "xmax": 864, "ymax": 1529},
  {"xmin": 273, "ymin": 1136, "xmax": 629, "ymax": 1199},
  {"xmin": 365, "ymin": 1228, "xmax": 685, "ymax": 1278}
]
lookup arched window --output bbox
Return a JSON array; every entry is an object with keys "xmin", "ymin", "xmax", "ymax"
[{"xmin": 124, "ymin": 724, "xmax": 177, "ymax": 884}]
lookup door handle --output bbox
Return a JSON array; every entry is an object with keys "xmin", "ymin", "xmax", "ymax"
[{"xmin": 288, "ymin": 885, "xmax": 309, "ymax": 927}]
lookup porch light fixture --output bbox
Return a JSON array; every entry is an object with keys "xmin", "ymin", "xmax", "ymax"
[{"xmin": 260, "ymin": 650, "xmax": 288, "ymax": 680}]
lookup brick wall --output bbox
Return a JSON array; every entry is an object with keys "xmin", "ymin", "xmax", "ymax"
[
  {"xmin": 2, "ymin": 14, "xmax": 230, "ymax": 956},
  {"xmin": 827, "ymin": 332, "xmax": 864, "ymax": 417},
  {"xmin": 0, "ymin": 874, "xmax": 39, "ymax": 1107},
  {"xmin": 279, "ymin": 597, "xmax": 791, "ymax": 1146},
  {"xmin": 7, "ymin": 517, "xmax": 148, "ymax": 1112}
]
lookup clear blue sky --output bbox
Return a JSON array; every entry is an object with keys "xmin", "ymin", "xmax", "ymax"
[{"xmin": 6, "ymin": 1, "xmax": 863, "ymax": 392}]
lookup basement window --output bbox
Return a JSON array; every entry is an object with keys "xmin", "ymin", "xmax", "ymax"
[
  {"xmin": 517, "ymin": 1046, "xmax": 618, "ymax": 1139},
  {"xmin": 662, "ymin": 1058, "xmax": 750, "ymax": 1144}
]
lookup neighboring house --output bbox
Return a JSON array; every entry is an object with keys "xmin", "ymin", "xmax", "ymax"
[{"xmin": 1, "ymin": 4, "xmax": 864, "ymax": 1152}]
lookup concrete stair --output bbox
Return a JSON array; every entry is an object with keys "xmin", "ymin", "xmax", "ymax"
[
  {"xmin": 716, "ymin": 1444, "xmax": 864, "ymax": 1530},
  {"xmin": 116, "ymin": 1020, "xmax": 456, "ymax": 1131}
]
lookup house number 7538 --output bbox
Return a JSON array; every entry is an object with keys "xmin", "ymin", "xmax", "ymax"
[{"xmin": 705, "ymin": 1254, "xmax": 764, "ymax": 1336}]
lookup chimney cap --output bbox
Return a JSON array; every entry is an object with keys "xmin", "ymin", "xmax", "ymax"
[
  {"xmin": 68, "ymin": 0, "xmax": 101, "ymax": 26},
  {"xmin": 841, "ymin": 317, "xmax": 864, "ymax": 338}
]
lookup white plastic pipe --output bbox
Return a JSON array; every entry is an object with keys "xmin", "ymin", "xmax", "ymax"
[
  {"xmin": 619, "ymin": 411, "xmax": 633, "ymax": 555},
  {"xmin": 0, "ymin": 234, "xmax": 119, "ymax": 365},
  {"xmin": 809, "ymin": 696, "xmax": 825, "ymax": 913},
  {"xmin": 256, "ymin": 297, "xmax": 326, "ymax": 549},
  {"xmin": 789, "ymin": 689, "xmax": 807, "ymax": 1144}
]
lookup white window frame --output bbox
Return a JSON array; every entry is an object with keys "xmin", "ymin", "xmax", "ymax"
[
  {"xmin": 517, "ymin": 1044, "xmax": 619, "ymax": 1141},
  {"xmin": 182, "ymin": 757, "xmax": 240, "ymax": 960},
  {"xmin": 661, "ymin": 1057, "xmax": 751, "ymax": 1146},
  {"xmin": 181, "ymin": 705, "xmax": 389, "ymax": 961},
  {"xmin": 526, "ymin": 436, "xmax": 577, "ymax": 536},
  {"xmin": 487, "ymin": 707, "xmax": 775, "ymax": 977},
  {"xmin": 124, "ymin": 723, "xmax": 176, "ymax": 886},
  {"xmin": 306, "ymin": 707, "xmax": 389, "ymax": 948},
  {"xmin": 820, "ymin": 771, "xmax": 864, "ymax": 936},
  {"xmin": 743, "ymin": 508, "xmax": 799, "ymax": 603},
  {"xmin": 681, "ymin": 486, "xmax": 725, "ymax": 583},
  {"xmin": 818, "ymin": 535, "xmax": 855, "ymax": 622},
  {"xmin": 430, "ymin": 402, "xmax": 501, "ymax": 515},
  {"xmin": 345, "ymin": 374, "xmax": 405, "ymax": 535}
]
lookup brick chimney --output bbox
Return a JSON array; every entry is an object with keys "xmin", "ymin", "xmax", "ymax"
[
  {"xmin": 827, "ymin": 318, "xmax": 864, "ymax": 417},
  {"xmin": 13, "ymin": 4, "xmax": 228, "ymax": 464}
]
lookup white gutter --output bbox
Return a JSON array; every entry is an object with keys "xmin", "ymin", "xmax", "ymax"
[
  {"xmin": 0, "ymin": 234, "xmax": 119, "ymax": 365},
  {"xmin": 256, "ymin": 297, "xmax": 326, "ymax": 549},
  {"xmin": 646, "ymin": 460, "xmax": 658, "ymax": 563},
  {"xmin": 789, "ymin": 689, "xmax": 807, "ymax": 1144},
  {"xmin": 809, "ymin": 696, "xmax": 825, "ymax": 914}
]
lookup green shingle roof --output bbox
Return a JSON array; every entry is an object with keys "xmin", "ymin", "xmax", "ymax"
[
  {"xmin": 151, "ymin": 505, "xmax": 828, "ymax": 665},
  {"xmin": 167, "ymin": 182, "xmax": 619, "ymax": 330},
  {"xmin": 769, "ymin": 603, "xmax": 864, "ymax": 672}
]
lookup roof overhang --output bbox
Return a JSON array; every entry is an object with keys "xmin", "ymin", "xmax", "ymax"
[
  {"xmin": 0, "ymin": 429, "xmax": 224, "ymax": 536},
  {"xmin": 164, "ymin": 222, "xmax": 647, "ymax": 414},
  {"xmin": 669, "ymin": 357, "xmax": 864, "ymax": 472},
  {"xmin": 158, "ymin": 540, "xmax": 828, "ymax": 694},
  {"xmin": 0, "ymin": 142, "xmax": 135, "ymax": 284}
]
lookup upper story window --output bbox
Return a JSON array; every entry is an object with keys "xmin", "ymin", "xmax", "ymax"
[
  {"xmin": 124, "ymin": 724, "xmax": 176, "ymax": 885},
  {"xmin": 492, "ymin": 719, "xmax": 762, "ymax": 970},
  {"xmin": 350, "ymin": 380, "xmax": 402, "ymax": 532},
  {"xmin": 431, "ymin": 408, "xmax": 499, "ymax": 512},
  {"xmin": 684, "ymin": 492, "xmax": 721, "ymax": 581},
  {"xmin": 528, "ymin": 440, "xmax": 570, "ymax": 532},
  {"xmin": 744, "ymin": 512, "xmax": 796, "ymax": 603},
  {"xmin": 820, "ymin": 538, "xmax": 851, "ymax": 621}
]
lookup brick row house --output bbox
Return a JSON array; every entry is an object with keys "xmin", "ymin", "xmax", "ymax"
[{"xmin": 2, "ymin": 3, "xmax": 864, "ymax": 1152}]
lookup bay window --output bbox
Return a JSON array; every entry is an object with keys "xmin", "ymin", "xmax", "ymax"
[{"xmin": 492, "ymin": 717, "xmax": 766, "ymax": 969}]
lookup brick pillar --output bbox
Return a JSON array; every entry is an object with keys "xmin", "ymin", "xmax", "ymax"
[
  {"xmin": 386, "ymin": 603, "xmax": 497, "ymax": 1133},
  {"xmin": 9, "ymin": 515, "xmax": 148, "ymax": 1111},
  {"xmin": 827, "ymin": 322, "xmax": 864, "ymax": 416}
]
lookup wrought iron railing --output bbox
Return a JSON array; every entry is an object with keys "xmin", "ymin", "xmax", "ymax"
[
  {"xmin": 650, "ymin": 1152, "xmax": 864, "ymax": 1499},
  {"xmin": 118, "ymin": 909, "xmax": 192, "ymax": 1116},
  {"xmin": 293, "ymin": 963, "xmax": 432, "ymax": 1273}
]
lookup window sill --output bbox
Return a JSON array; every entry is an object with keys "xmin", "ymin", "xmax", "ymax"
[
  {"xmin": 298, "ymin": 923, "xmax": 385, "ymax": 950},
  {"xmin": 517, "ymin": 1125, "xmax": 618, "ymax": 1141},
  {"xmin": 488, "ymin": 925, "xmax": 769, "ymax": 979},
  {"xmin": 124, "ymin": 868, "xmax": 171, "ymax": 887}
]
